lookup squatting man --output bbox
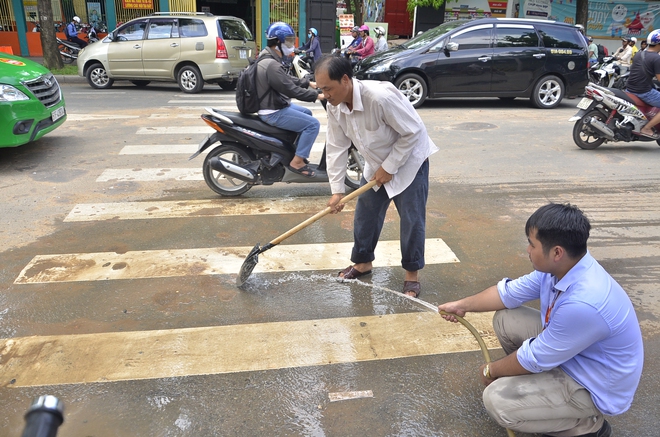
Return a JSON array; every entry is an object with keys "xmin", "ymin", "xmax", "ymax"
[{"xmin": 438, "ymin": 203, "xmax": 643, "ymax": 437}]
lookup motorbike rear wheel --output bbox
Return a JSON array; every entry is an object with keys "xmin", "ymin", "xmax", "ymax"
[
  {"xmin": 344, "ymin": 147, "xmax": 365, "ymax": 189},
  {"xmin": 203, "ymin": 143, "xmax": 253, "ymax": 196},
  {"xmin": 58, "ymin": 44, "xmax": 74, "ymax": 64},
  {"xmin": 573, "ymin": 110, "xmax": 607, "ymax": 150}
]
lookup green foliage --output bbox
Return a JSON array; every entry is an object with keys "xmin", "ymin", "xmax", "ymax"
[
  {"xmin": 406, "ymin": 0, "xmax": 462, "ymax": 16},
  {"xmin": 45, "ymin": 64, "xmax": 78, "ymax": 75}
]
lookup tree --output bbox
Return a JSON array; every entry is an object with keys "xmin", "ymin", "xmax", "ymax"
[
  {"xmin": 407, "ymin": 0, "xmax": 453, "ymax": 18},
  {"xmin": 344, "ymin": 0, "xmax": 363, "ymax": 28},
  {"xmin": 576, "ymin": 0, "xmax": 588, "ymax": 32},
  {"xmin": 37, "ymin": 0, "xmax": 63, "ymax": 69}
]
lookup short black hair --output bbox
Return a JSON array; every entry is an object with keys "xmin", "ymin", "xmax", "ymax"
[
  {"xmin": 314, "ymin": 55, "xmax": 353, "ymax": 81},
  {"xmin": 525, "ymin": 203, "xmax": 590, "ymax": 258}
]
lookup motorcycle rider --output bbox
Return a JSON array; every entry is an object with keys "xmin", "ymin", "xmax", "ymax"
[
  {"xmin": 612, "ymin": 36, "xmax": 632, "ymax": 73},
  {"xmin": 374, "ymin": 26, "xmax": 388, "ymax": 52},
  {"xmin": 66, "ymin": 16, "xmax": 88, "ymax": 48},
  {"xmin": 626, "ymin": 29, "xmax": 660, "ymax": 139},
  {"xmin": 346, "ymin": 26, "xmax": 362, "ymax": 53},
  {"xmin": 255, "ymin": 22, "xmax": 325, "ymax": 177},
  {"xmin": 347, "ymin": 25, "xmax": 374, "ymax": 59},
  {"xmin": 629, "ymin": 37, "xmax": 638, "ymax": 63},
  {"xmin": 298, "ymin": 27, "xmax": 322, "ymax": 66}
]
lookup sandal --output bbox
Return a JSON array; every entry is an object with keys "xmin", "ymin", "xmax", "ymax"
[
  {"xmin": 338, "ymin": 265, "xmax": 372, "ymax": 280},
  {"xmin": 288, "ymin": 164, "xmax": 316, "ymax": 178},
  {"xmin": 403, "ymin": 281, "xmax": 421, "ymax": 298}
]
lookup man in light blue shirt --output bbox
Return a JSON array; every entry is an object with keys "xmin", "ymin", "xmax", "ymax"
[{"xmin": 439, "ymin": 203, "xmax": 643, "ymax": 437}]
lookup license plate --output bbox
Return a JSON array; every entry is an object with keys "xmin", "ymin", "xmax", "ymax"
[
  {"xmin": 239, "ymin": 49, "xmax": 247, "ymax": 59},
  {"xmin": 576, "ymin": 97, "xmax": 592, "ymax": 110},
  {"xmin": 51, "ymin": 106, "xmax": 65, "ymax": 122}
]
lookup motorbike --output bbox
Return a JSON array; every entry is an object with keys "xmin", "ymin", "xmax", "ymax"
[
  {"xmin": 589, "ymin": 56, "xmax": 625, "ymax": 89},
  {"xmin": 189, "ymin": 107, "xmax": 365, "ymax": 196},
  {"xmin": 56, "ymin": 37, "xmax": 81, "ymax": 64},
  {"xmin": 285, "ymin": 50, "xmax": 314, "ymax": 80},
  {"xmin": 81, "ymin": 23, "xmax": 99, "ymax": 43},
  {"xmin": 569, "ymin": 82, "xmax": 660, "ymax": 149}
]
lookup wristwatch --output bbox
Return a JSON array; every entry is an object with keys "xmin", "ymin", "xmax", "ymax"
[{"xmin": 483, "ymin": 364, "xmax": 492, "ymax": 379}]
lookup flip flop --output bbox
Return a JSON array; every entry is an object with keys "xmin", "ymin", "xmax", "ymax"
[
  {"xmin": 403, "ymin": 281, "xmax": 421, "ymax": 298},
  {"xmin": 639, "ymin": 130, "xmax": 660, "ymax": 139},
  {"xmin": 338, "ymin": 265, "xmax": 372, "ymax": 280},
  {"xmin": 288, "ymin": 164, "xmax": 316, "ymax": 178}
]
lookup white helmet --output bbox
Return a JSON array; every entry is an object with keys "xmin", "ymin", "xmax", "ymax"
[
  {"xmin": 374, "ymin": 26, "xmax": 385, "ymax": 36},
  {"xmin": 73, "ymin": 16, "xmax": 80, "ymax": 23}
]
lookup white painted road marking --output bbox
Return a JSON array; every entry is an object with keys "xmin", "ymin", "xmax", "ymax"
[
  {"xmin": 0, "ymin": 311, "xmax": 496, "ymax": 387},
  {"xmin": 96, "ymin": 168, "xmax": 202, "ymax": 182},
  {"xmin": 66, "ymin": 114, "xmax": 140, "ymax": 121},
  {"xmin": 65, "ymin": 197, "xmax": 355, "ymax": 222},
  {"xmin": 14, "ymin": 239, "xmax": 459, "ymax": 284}
]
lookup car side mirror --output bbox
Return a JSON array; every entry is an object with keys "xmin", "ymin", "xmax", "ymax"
[{"xmin": 445, "ymin": 42, "xmax": 459, "ymax": 52}]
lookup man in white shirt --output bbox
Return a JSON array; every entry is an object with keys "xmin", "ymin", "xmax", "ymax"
[
  {"xmin": 613, "ymin": 37, "xmax": 633, "ymax": 73},
  {"xmin": 314, "ymin": 55, "xmax": 438, "ymax": 297}
]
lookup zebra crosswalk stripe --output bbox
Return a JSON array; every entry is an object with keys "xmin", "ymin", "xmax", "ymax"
[{"xmin": 14, "ymin": 239, "xmax": 459, "ymax": 284}]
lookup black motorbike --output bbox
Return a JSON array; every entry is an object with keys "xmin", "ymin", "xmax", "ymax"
[{"xmin": 189, "ymin": 107, "xmax": 364, "ymax": 196}]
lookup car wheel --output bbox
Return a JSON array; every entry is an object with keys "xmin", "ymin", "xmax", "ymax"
[
  {"xmin": 178, "ymin": 65, "xmax": 204, "ymax": 93},
  {"xmin": 202, "ymin": 144, "xmax": 253, "ymax": 196},
  {"xmin": 394, "ymin": 73, "xmax": 427, "ymax": 108},
  {"xmin": 219, "ymin": 80, "xmax": 237, "ymax": 91},
  {"xmin": 130, "ymin": 80, "xmax": 151, "ymax": 87},
  {"xmin": 86, "ymin": 62, "xmax": 114, "ymax": 89},
  {"xmin": 531, "ymin": 75, "xmax": 564, "ymax": 109},
  {"xmin": 572, "ymin": 110, "xmax": 606, "ymax": 150}
]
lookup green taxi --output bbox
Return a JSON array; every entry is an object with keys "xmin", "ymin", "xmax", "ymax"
[{"xmin": 0, "ymin": 53, "xmax": 66, "ymax": 148}]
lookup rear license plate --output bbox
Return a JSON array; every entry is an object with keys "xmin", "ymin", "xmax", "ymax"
[
  {"xmin": 239, "ymin": 49, "xmax": 247, "ymax": 59},
  {"xmin": 51, "ymin": 106, "xmax": 65, "ymax": 122},
  {"xmin": 577, "ymin": 97, "xmax": 592, "ymax": 110}
]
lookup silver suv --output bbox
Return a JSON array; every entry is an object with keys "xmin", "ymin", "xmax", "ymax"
[{"xmin": 77, "ymin": 12, "xmax": 256, "ymax": 93}]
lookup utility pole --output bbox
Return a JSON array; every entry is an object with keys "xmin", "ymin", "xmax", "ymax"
[{"xmin": 37, "ymin": 0, "xmax": 63, "ymax": 69}]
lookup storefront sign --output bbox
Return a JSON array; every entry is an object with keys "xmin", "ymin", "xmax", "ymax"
[{"xmin": 122, "ymin": 0, "xmax": 154, "ymax": 10}]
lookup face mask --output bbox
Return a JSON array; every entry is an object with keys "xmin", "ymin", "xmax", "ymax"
[
  {"xmin": 281, "ymin": 44, "xmax": 295, "ymax": 56},
  {"xmin": 308, "ymin": 33, "xmax": 312, "ymax": 38}
]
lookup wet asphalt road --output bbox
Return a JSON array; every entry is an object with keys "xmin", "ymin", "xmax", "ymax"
[{"xmin": 1, "ymin": 80, "xmax": 658, "ymax": 437}]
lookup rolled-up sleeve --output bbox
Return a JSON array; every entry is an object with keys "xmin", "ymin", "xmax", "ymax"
[{"xmin": 496, "ymin": 272, "xmax": 543, "ymax": 308}]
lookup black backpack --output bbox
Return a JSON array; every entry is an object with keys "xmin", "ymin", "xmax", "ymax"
[{"xmin": 235, "ymin": 57, "xmax": 269, "ymax": 115}]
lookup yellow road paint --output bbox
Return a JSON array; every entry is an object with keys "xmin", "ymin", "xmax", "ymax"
[
  {"xmin": 0, "ymin": 312, "xmax": 497, "ymax": 388},
  {"xmin": 14, "ymin": 239, "xmax": 459, "ymax": 284},
  {"xmin": 64, "ymin": 197, "xmax": 355, "ymax": 222}
]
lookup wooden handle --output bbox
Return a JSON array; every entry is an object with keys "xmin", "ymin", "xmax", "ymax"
[{"xmin": 269, "ymin": 180, "xmax": 378, "ymax": 246}]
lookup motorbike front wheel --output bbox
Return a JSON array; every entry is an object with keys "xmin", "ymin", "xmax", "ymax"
[
  {"xmin": 58, "ymin": 44, "xmax": 74, "ymax": 64},
  {"xmin": 573, "ymin": 110, "xmax": 607, "ymax": 150},
  {"xmin": 203, "ymin": 143, "xmax": 253, "ymax": 196}
]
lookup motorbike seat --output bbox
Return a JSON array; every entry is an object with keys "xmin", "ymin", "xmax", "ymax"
[
  {"xmin": 211, "ymin": 109, "xmax": 299, "ymax": 144},
  {"xmin": 622, "ymin": 91, "xmax": 659, "ymax": 115}
]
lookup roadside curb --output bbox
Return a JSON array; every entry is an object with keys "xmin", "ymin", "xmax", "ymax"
[{"xmin": 55, "ymin": 74, "xmax": 86, "ymax": 84}]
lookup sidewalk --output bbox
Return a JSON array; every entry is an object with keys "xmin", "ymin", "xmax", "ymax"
[{"xmin": 26, "ymin": 56, "xmax": 87, "ymax": 83}]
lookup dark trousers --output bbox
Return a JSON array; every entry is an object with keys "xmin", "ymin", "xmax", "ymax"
[{"xmin": 351, "ymin": 160, "xmax": 429, "ymax": 272}]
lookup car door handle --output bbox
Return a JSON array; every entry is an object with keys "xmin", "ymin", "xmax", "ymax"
[
  {"xmin": 133, "ymin": 44, "xmax": 141, "ymax": 49},
  {"xmin": 170, "ymin": 43, "xmax": 179, "ymax": 47},
  {"xmin": 478, "ymin": 56, "xmax": 491, "ymax": 62},
  {"xmin": 533, "ymin": 53, "xmax": 546, "ymax": 58}
]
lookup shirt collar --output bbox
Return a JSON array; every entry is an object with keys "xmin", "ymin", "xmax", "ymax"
[
  {"xmin": 554, "ymin": 251, "xmax": 594, "ymax": 292},
  {"xmin": 340, "ymin": 78, "xmax": 364, "ymax": 114}
]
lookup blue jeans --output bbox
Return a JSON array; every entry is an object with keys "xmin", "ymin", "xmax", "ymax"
[
  {"xmin": 259, "ymin": 103, "xmax": 320, "ymax": 160},
  {"xmin": 351, "ymin": 160, "xmax": 429, "ymax": 272},
  {"xmin": 629, "ymin": 88, "xmax": 660, "ymax": 107}
]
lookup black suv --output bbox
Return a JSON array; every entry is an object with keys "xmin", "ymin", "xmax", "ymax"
[{"xmin": 355, "ymin": 18, "xmax": 588, "ymax": 109}]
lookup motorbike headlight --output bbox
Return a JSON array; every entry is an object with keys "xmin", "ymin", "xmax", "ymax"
[
  {"xmin": 365, "ymin": 59, "xmax": 394, "ymax": 74},
  {"xmin": 0, "ymin": 84, "xmax": 30, "ymax": 101}
]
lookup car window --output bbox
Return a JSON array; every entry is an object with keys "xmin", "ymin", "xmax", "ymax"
[
  {"xmin": 179, "ymin": 19, "xmax": 208, "ymax": 38},
  {"xmin": 495, "ymin": 28, "xmax": 539, "ymax": 48},
  {"xmin": 116, "ymin": 20, "xmax": 147, "ymax": 41},
  {"xmin": 218, "ymin": 19, "xmax": 253, "ymax": 41},
  {"xmin": 402, "ymin": 19, "xmax": 470, "ymax": 50},
  {"xmin": 535, "ymin": 24, "xmax": 583, "ymax": 49},
  {"xmin": 147, "ymin": 18, "xmax": 178, "ymax": 39},
  {"xmin": 451, "ymin": 28, "xmax": 492, "ymax": 50}
]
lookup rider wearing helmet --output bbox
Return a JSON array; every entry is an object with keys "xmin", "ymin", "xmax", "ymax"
[
  {"xmin": 298, "ymin": 27, "xmax": 322, "ymax": 65},
  {"xmin": 626, "ymin": 29, "xmax": 660, "ymax": 138},
  {"xmin": 373, "ymin": 26, "xmax": 388, "ymax": 52},
  {"xmin": 67, "ymin": 16, "xmax": 88, "ymax": 48},
  {"xmin": 348, "ymin": 25, "xmax": 375, "ymax": 59},
  {"xmin": 254, "ymin": 22, "xmax": 325, "ymax": 177},
  {"xmin": 346, "ymin": 26, "xmax": 362, "ymax": 53}
]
